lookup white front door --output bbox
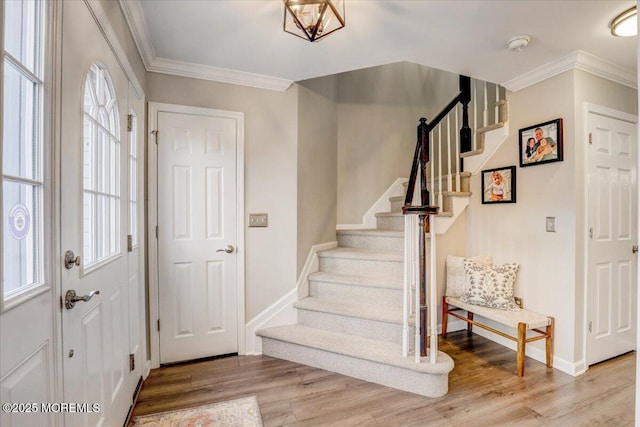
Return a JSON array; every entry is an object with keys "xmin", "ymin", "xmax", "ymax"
[
  {"xmin": 60, "ymin": 2, "xmax": 131, "ymax": 425},
  {"xmin": 587, "ymin": 108, "xmax": 638, "ymax": 365},
  {"xmin": 157, "ymin": 107, "xmax": 240, "ymax": 364}
]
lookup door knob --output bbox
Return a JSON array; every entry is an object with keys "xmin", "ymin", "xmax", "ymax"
[
  {"xmin": 65, "ymin": 289, "xmax": 100, "ymax": 310},
  {"xmin": 64, "ymin": 250, "xmax": 81, "ymax": 269},
  {"xmin": 216, "ymin": 245, "xmax": 235, "ymax": 254}
]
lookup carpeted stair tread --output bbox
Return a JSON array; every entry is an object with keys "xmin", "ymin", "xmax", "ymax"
[
  {"xmin": 317, "ymin": 247, "xmax": 403, "ymax": 262},
  {"xmin": 308, "ymin": 271, "xmax": 402, "ymax": 290},
  {"xmin": 258, "ymin": 324, "xmax": 453, "ymax": 374},
  {"xmin": 293, "ymin": 297, "xmax": 406, "ymax": 324},
  {"xmin": 336, "ymin": 228, "xmax": 404, "ymax": 238}
]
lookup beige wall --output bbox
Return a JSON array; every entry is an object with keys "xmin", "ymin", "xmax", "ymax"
[
  {"xmin": 336, "ymin": 62, "xmax": 458, "ymax": 224},
  {"xmin": 297, "ymin": 76, "xmax": 338, "ymax": 276},
  {"xmin": 466, "ymin": 70, "xmax": 638, "ymax": 371},
  {"xmin": 146, "ymin": 73, "xmax": 299, "ymax": 321}
]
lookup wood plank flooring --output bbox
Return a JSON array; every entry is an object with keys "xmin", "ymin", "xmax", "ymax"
[{"xmin": 130, "ymin": 331, "xmax": 635, "ymax": 426}]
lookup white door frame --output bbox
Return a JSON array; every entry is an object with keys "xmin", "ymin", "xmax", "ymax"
[
  {"xmin": 147, "ymin": 102, "xmax": 246, "ymax": 368},
  {"xmin": 582, "ymin": 102, "xmax": 638, "ymax": 369}
]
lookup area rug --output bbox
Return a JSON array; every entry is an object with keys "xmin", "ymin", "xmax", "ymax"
[{"xmin": 132, "ymin": 396, "xmax": 263, "ymax": 427}]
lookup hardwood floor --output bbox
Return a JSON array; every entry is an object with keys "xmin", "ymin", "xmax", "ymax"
[{"xmin": 131, "ymin": 331, "xmax": 636, "ymax": 426}]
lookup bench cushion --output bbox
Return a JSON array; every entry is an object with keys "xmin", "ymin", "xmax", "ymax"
[{"xmin": 445, "ymin": 296, "xmax": 551, "ymax": 330}]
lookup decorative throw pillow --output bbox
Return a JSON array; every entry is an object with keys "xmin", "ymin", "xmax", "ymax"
[
  {"xmin": 445, "ymin": 255, "xmax": 493, "ymax": 297},
  {"xmin": 460, "ymin": 260, "xmax": 519, "ymax": 310}
]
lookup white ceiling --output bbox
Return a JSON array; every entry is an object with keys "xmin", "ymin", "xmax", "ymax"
[{"xmin": 121, "ymin": 0, "xmax": 638, "ymax": 91}]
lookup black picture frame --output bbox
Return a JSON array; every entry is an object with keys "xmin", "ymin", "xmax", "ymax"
[
  {"xmin": 481, "ymin": 166, "xmax": 516, "ymax": 204},
  {"xmin": 518, "ymin": 118, "xmax": 563, "ymax": 167}
]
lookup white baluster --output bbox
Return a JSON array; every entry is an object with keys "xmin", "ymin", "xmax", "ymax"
[
  {"xmin": 455, "ymin": 107, "xmax": 461, "ymax": 192},
  {"xmin": 438, "ymin": 124, "xmax": 443, "ymax": 208},
  {"xmin": 403, "ymin": 215, "xmax": 410, "ymax": 357},
  {"xmin": 494, "ymin": 83, "xmax": 499, "ymax": 125},
  {"xmin": 414, "ymin": 216, "xmax": 420, "ymax": 364},
  {"xmin": 483, "ymin": 81, "xmax": 488, "ymax": 128},
  {"xmin": 429, "ymin": 217, "xmax": 438, "ymax": 364},
  {"xmin": 472, "ymin": 79, "xmax": 478, "ymax": 151},
  {"xmin": 447, "ymin": 111, "xmax": 452, "ymax": 193}
]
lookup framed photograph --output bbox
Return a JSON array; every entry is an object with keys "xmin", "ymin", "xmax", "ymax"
[
  {"xmin": 519, "ymin": 118, "xmax": 563, "ymax": 167},
  {"xmin": 481, "ymin": 166, "xmax": 516, "ymax": 204}
]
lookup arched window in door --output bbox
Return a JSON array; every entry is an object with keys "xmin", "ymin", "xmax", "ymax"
[{"xmin": 82, "ymin": 63, "xmax": 120, "ymax": 267}]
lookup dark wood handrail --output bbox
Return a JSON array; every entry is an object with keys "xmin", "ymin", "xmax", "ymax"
[{"xmin": 402, "ymin": 75, "xmax": 472, "ymax": 358}]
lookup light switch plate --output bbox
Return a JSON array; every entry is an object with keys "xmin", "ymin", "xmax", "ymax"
[
  {"xmin": 546, "ymin": 216, "xmax": 556, "ymax": 232},
  {"xmin": 249, "ymin": 213, "xmax": 268, "ymax": 227}
]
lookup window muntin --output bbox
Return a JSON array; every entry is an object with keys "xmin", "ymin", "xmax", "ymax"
[
  {"xmin": 82, "ymin": 63, "xmax": 121, "ymax": 268},
  {"xmin": 2, "ymin": 0, "xmax": 45, "ymax": 299}
]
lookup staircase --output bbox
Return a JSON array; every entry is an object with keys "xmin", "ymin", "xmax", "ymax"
[
  {"xmin": 257, "ymin": 77, "xmax": 508, "ymax": 398},
  {"xmin": 257, "ymin": 202, "xmax": 455, "ymax": 397}
]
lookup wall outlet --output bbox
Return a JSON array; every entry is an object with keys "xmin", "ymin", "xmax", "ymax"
[{"xmin": 249, "ymin": 213, "xmax": 268, "ymax": 227}]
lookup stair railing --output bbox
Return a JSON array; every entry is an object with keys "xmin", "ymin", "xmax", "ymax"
[
  {"xmin": 401, "ymin": 78, "xmax": 507, "ymax": 363},
  {"xmin": 402, "ymin": 76, "xmax": 472, "ymax": 363}
]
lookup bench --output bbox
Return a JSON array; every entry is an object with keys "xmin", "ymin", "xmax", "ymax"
[{"xmin": 442, "ymin": 296, "xmax": 554, "ymax": 376}]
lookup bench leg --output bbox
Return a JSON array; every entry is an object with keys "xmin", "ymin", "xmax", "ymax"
[
  {"xmin": 517, "ymin": 322, "xmax": 526, "ymax": 376},
  {"xmin": 467, "ymin": 312, "xmax": 474, "ymax": 337},
  {"xmin": 546, "ymin": 317, "xmax": 555, "ymax": 368},
  {"xmin": 442, "ymin": 297, "xmax": 448, "ymax": 338}
]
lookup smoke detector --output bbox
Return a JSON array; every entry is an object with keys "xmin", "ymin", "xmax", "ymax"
[{"xmin": 507, "ymin": 35, "xmax": 531, "ymax": 51}]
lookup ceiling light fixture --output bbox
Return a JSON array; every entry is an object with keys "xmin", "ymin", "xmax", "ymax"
[
  {"xmin": 283, "ymin": 0, "xmax": 345, "ymax": 42},
  {"xmin": 610, "ymin": 6, "xmax": 637, "ymax": 37}
]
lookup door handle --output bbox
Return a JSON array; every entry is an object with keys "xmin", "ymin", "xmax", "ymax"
[
  {"xmin": 633, "ymin": 245, "xmax": 639, "ymax": 254},
  {"xmin": 216, "ymin": 245, "xmax": 235, "ymax": 254},
  {"xmin": 65, "ymin": 289, "xmax": 100, "ymax": 310}
]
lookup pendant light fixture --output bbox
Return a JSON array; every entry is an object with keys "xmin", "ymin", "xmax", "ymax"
[
  {"xmin": 283, "ymin": 0, "xmax": 345, "ymax": 42},
  {"xmin": 610, "ymin": 6, "xmax": 637, "ymax": 37}
]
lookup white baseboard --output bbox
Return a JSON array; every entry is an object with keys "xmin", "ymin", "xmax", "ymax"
[
  {"xmin": 244, "ymin": 241, "xmax": 337, "ymax": 355},
  {"xmin": 337, "ymin": 178, "xmax": 407, "ymax": 230},
  {"xmin": 297, "ymin": 241, "xmax": 338, "ymax": 299},
  {"xmin": 244, "ymin": 288, "xmax": 297, "ymax": 355}
]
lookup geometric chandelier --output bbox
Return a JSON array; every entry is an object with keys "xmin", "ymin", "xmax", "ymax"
[{"xmin": 283, "ymin": 0, "xmax": 345, "ymax": 42}]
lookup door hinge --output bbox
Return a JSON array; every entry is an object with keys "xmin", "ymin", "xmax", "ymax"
[
  {"xmin": 588, "ymin": 320, "xmax": 592, "ymax": 333},
  {"xmin": 151, "ymin": 130, "xmax": 158, "ymax": 143},
  {"xmin": 157, "ymin": 319, "xmax": 160, "ymax": 331},
  {"xmin": 127, "ymin": 114, "xmax": 133, "ymax": 132},
  {"xmin": 589, "ymin": 227, "xmax": 593, "ymax": 239},
  {"xmin": 155, "ymin": 226, "xmax": 159, "ymax": 239},
  {"xmin": 127, "ymin": 234, "xmax": 133, "ymax": 252},
  {"xmin": 588, "ymin": 132, "xmax": 592, "ymax": 145},
  {"xmin": 129, "ymin": 353, "xmax": 135, "ymax": 372}
]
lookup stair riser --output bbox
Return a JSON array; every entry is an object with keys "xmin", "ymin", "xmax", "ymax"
[
  {"xmin": 390, "ymin": 198, "xmax": 404, "ymax": 213},
  {"xmin": 297, "ymin": 309, "xmax": 412, "ymax": 343},
  {"xmin": 309, "ymin": 280, "xmax": 403, "ymax": 308},
  {"xmin": 337, "ymin": 234, "xmax": 404, "ymax": 252},
  {"xmin": 261, "ymin": 338, "xmax": 448, "ymax": 397},
  {"xmin": 376, "ymin": 215, "xmax": 404, "ymax": 231},
  {"xmin": 319, "ymin": 257, "xmax": 403, "ymax": 281}
]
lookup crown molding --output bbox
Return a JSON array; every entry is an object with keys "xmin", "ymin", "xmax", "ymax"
[
  {"xmin": 118, "ymin": 0, "xmax": 293, "ymax": 92},
  {"xmin": 503, "ymin": 50, "xmax": 637, "ymax": 92},
  {"xmin": 148, "ymin": 57, "xmax": 293, "ymax": 92}
]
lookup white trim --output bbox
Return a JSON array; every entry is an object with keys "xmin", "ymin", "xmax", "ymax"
[
  {"xmin": 582, "ymin": 103, "xmax": 638, "ymax": 371},
  {"xmin": 296, "ymin": 241, "xmax": 338, "ymax": 299},
  {"xmin": 503, "ymin": 50, "xmax": 637, "ymax": 92},
  {"xmin": 244, "ymin": 288, "xmax": 297, "ymax": 356},
  {"xmin": 148, "ymin": 57, "xmax": 293, "ymax": 92},
  {"xmin": 118, "ymin": 0, "xmax": 293, "ymax": 92},
  {"xmin": 244, "ymin": 240, "xmax": 337, "ymax": 355},
  {"xmin": 85, "ymin": 0, "xmax": 144, "ymax": 99},
  {"xmin": 337, "ymin": 178, "xmax": 407, "ymax": 230},
  {"xmin": 147, "ymin": 102, "xmax": 246, "ymax": 367}
]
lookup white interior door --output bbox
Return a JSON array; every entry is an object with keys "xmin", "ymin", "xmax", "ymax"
[
  {"xmin": 127, "ymin": 82, "xmax": 145, "ymax": 395},
  {"xmin": 60, "ymin": 2, "xmax": 131, "ymax": 425},
  {"xmin": 587, "ymin": 109, "xmax": 638, "ymax": 365},
  {"xmin": 157, "ymin": 108, "xmax": 239, "ymax": 364}
]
